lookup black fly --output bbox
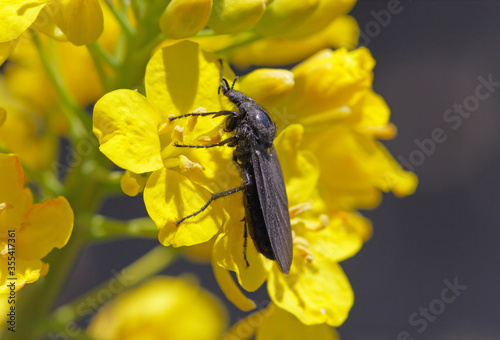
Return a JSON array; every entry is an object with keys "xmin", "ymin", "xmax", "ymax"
[{"xmin": 168, "ymin": 61, "xmax": 293, "ymax": 274}]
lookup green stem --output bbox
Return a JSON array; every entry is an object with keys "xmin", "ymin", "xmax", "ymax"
[
  {"xmin": 215, "ymin": 31, "xmax": 263, "ymax": 56},
  {"xmin": 103, "ymin": 0, "xmax": 136, "ymax": 36},
  {"xmin": 31, "ymin": 30, "xmax": 91, "ymax": 141},
  {"xmin": 89, "ymin": 40, "xmax": 119, "ymax": 69},
  {"xmin": 87, "ymin": 43, "xmax": 111, "ymax": 91},
  {"xmin": 194, "ymin": 28, "xmax": 218, "ymax": 38},
  {"xmin": 89, "ymin": 215, "xmax": 158, "ymax": 240},
  {"xmin": 51, "ymin": 246, "xmax": 178, "ymax": 325}
]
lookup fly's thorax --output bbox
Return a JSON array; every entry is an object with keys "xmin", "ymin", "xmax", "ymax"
[{"xmin": 243, "ymin": 104, "xmax": 276, "ymax": 149}]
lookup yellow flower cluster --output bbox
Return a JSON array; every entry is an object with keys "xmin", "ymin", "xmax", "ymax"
[
  {"xmin": 161, "ymin": 0, "xmax": 354, "ymax": 38},
  {"xmin": 158, "ymin": 0, "xmax": 360, "ymax": 66},
  {"xmin": 0, "ymin": 0, "xmax": 418, "ymax": 337},
  {"xmin": 93, "ymin": 40, "xmax": 417, "ymax": 327},
  {"xmin": 0, "ymin": 153, "xmax": 73, "ymax": 292}
]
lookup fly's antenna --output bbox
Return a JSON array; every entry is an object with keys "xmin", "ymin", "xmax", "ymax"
[
  {"xmin": 218, "ymin": 59, "xmax": 229, "ymax": 95},
  {"xmin": 231, "ymin": 76, "xmax": 239, "ymax": 89},
  {"xmin": 218, "ymin": 59, "xmax": 238, "ymax": 94}
]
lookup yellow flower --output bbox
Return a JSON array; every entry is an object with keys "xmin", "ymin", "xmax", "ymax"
[
  {"xmin": 269, "ymin": 47, "xmax": 418, "ymax": 210},
  {"xmin": 93, "ymin": 41, "xmax": 415, "ymax": 327},
  {"xmin": 94, "ymin": 41, "xmax": 241, "ymax": 247},
  {"xmin": 213, "ymin": 124, "xmax": 370, "ymax": 326},
  {"xmin": 0, "ymin": 0, "xmax": 104, "ymax": 63},
  {"xmin": 87, "ymin": 276, "xmax": 228, "ymax": 340},
  {"xmin": 0, "ymin": 153, "xmax": 73, "ymax": 292}
]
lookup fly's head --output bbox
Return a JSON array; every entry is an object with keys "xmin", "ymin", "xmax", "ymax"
[{"xmin": 219, "ymin": 76, "xmax": 247, "ymax": 106}]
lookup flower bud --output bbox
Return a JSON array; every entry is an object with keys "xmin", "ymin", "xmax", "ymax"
[
  {"xmin": 208, "ymin": 0, "xmax": 266, "ymax": 34},
  {"xmin": 53, "ymin": 0, "xmax": 104, "ymax": 46},
  {"xmin": 228, "ymin": 14, "xmax": 359, "ymax": 67},
  {"xmin": 284, "ymin": 0, "xmax": 356, "ymax": 38},
  {"xmin": 239, "ymin": 69, "xmax": 294, "ymax": 110},
  {"xmin": 255, "ymin": 0, "xmax": 320, "ymax": 37},
  {"xmin": 160, "ymin": 0, "xmax": 213, "ymax": 39}
]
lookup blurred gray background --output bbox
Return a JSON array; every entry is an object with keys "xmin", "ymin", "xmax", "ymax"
[{"xmin": 59, "ymin": 1, "xmax": 500, "ymax": 339}]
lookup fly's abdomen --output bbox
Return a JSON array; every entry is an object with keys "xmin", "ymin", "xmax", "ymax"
[{"xmin": 243, "ymin": 171, "xmax": 275, "ymax": 260}]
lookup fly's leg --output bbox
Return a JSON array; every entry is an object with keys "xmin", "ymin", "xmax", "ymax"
[
  {"xmin": 243, "ymin": 218, "xmax": 250, "ymax": 267},
  {"xmin": 173, "ymin": 135, "xmax": 238, "ymax": 149},
  {"xmin": 168, "ymin": 110, "xmax": 237, "ymax": 122},
  {"xmin": 174, "ymin": 184, "xmax": 246, "ymax": 225}
]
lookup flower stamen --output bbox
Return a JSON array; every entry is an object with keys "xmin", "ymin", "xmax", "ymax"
[
  {"xmin": 288, "ymin": 202, "xmax": 312, "ymax": 218},
  {"xmin": 0, "ymin": 202, "xmax": 13, "ymax": 211},
  {"xmin": 157, "ymin": 122, "xmax": 170, "ymax": 135},
  {"xmin": 293, "ymin": 236, "xmax": 315, "ymax": 263},
  {"xmin": 179, "ymin": 155, "xmax": 204, "ymax": 173},
  {"xmin": 171, "ymin": 125, "xmax": 184, "ymax": 143}
]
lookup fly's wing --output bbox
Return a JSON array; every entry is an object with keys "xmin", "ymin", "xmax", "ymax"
[{"xmin": 251, "ymin": 145, "xmax": 293, "ymax": 273}]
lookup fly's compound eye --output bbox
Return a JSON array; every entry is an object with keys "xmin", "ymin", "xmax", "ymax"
[{"xmin": 224, "ymin": 116, "xmax": 238, "ymax": 132}]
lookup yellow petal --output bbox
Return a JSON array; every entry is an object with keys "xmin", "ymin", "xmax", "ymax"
[
  {"xmin": 239, "ymin": 69, "xmax": 294, "ymax": 110},
  {"xmin": 16, "ymin": 196, "xmax": 73, "ymax": 260},
  {"xmin": 256, "ymin": 0, "xmax": 320, "ymax": 37},
  {"xmin": 0, "ymin": 0, "xmax": 48, "ymax": 42},
  {"xmin": 87, "ymin": 276, "xmax": 228, "ymax": 340},
  {"xmin": 273, "ymin": 124, "xmax": 320, "ymax": 205},
  {"xmin": 256, "ymin": 304, "xmax": 339, "ymax": 340},
  {"xmin": 212, "ymin": 260, "xmax": 257, "ymax": 312},
  {"xmin": 120, "ymin": 170, "xmax": 148, "ymax": 197},
  {"xmin": 93, "ymin": 89, "xmax": 164, "ymax": 174},
  {"xmin": 145, "ymin": 40, "xmax": 235, "ymax": 121},
  {"xmin": 0, "ymin": 154, "xmax": 31, "ymax": 229},
  {"xmin": 287, "ymin": 47, "xmax": 375, "ymax": 121},
  {"xmin": 297, "ymin": 212, "xmax": 369, "ymax": 263},
  {"xmin": 305, "ymin": 125, "xmax": 417, "ymax": 210},
  {"xmin": 32, "ymin": 4, "xmax": 67, "ymax": 41},
  {"xmin": 0, "ymin": 257, "xmax": 46, "ymax": 293},
  {"xmin": 208, "ymin": 0, "xmax": 266, "ymax": 34},
  {"xmin": 326, "ymin": 14, "xmax": 359, "ymax": 49},
  {"xmin": 346, "ymin": 90, "xmax": 395, "ymax": 138},
  {"xmin": 213, "ymin": 210, "xmax": 270, "ymax": 292},
  {"xmin": 0, "ymin": 40, "xmax": 17, "ymax": 65},
  {"xmin": 160, "ymin": 0, "xmax": 213, "ymax": 39},
  {"xmin": 55, "ymin": 0, "xmax": 104, "ymax": 45},
  {"xmin": 268, "ymin": 253, "xmax": 353, "ymax": 326},
  {"xmin": 145, "ymin": 168, "xmax": 229, "ymax": 247}
]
